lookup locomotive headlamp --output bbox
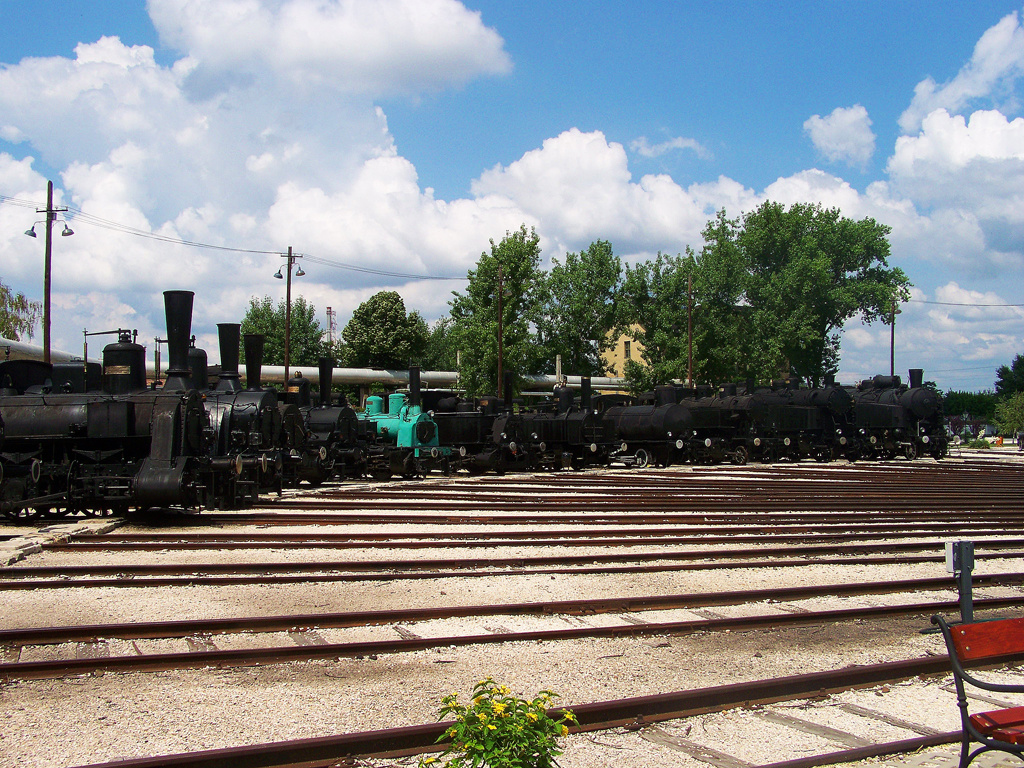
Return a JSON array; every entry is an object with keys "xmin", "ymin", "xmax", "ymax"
[
  {"xmin": 784, "ymin": 437, "xmax": 791, "ymax": 446},
  {"xmin": 753, "ymin": 437, "xmax": 761, "ymax": 447},
  {"xmin": 675, "ymin": 439, "xmax": 684, "ymax": 449},
  {"xmin": 704, "ymin": 438, "xmax": 712, "ymax": 447},
  {"xmin": 620, "ymin": 442, "xmax": 628, "ymax": 452},
  {"xmin": 531, "ymin": 432, "xmax": 539, "ymax": 440},
  {"xmin": 667, "ymin": 431, "xmax": 672, "ymax": 438},
  {"xmin": 589, "ymin": 443, "xmax": 597, "ymax": 453}
]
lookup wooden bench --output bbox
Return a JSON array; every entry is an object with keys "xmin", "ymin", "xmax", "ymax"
[{"xmin": 932, "ymin": 614, "xmax": 1024, "ymax": 768}]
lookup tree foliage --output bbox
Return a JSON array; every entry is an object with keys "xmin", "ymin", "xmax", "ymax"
[
  {"xmin": 703, "ymin": 202, "xmax": 910, "ymax": 384},
  {"xmin": 240, "ymin": 295, "xmax": 326, "ymax": 367},
  {"xmin": 0, "ymin": 279, "xmax": 41, "ymax": 341},
  {"xmin": 341, "ymin": 290, "xmax": 428, "ymax": 369},
  {"xmin": 943, "ymin": 390, "xmax": 997, "ymax": 423},
  {"xmin": 995, "ymin": 354, "xmax": 1024, "ymax": 398},
  {"xmin": 617, "ymin": 251, "xmax": 695, "ymax": 389},
  {"xmin": 995, "ymin": 391, "xmax": 1024, "ymax": 436},
  {"xmin": 449, "ymin": 225, "xmax": 544, "ymax": 396},
  {"xmin": 535, "ymin": 240, "xmax": 622, "ymax": 376}
]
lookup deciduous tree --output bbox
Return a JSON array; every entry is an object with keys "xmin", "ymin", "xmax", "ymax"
[
  {"xmin": 995, "ymin": 354, "xmax": 1024, "ymax": 398},
  {"xmin": 449, "ymin": 225, "xmax": 544, "ymax": 396},
  {"xmin": 341, "ymin": 290, "xmax": 428, "ymax": 369},
  {"xmin": 240, "ymin": 295, "xmax": 326, "ymax": 367},
  {"xmin": 0, "ymin": 279, "xmax": 41, "ymax": 341}
]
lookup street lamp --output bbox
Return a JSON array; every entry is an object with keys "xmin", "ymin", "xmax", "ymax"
[
  {"xmin": 23, "ymin": 180, "xmax": 73, "ymax": 363},
  {"xmin": 274, "ymin": 247, "xmax": 303, "ymax": 381},
  {"xmin": 890, "ymin": 300, "xmax": 902, "ymax": 377}
]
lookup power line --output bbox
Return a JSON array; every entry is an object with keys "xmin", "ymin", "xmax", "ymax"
[
  {"xmin": 1, "ymin": 194, "xmax": 467, "ymax": 280},
  {"xmin": 909, "ymin": 299, "xmax": 1024, "ymax": 308}
]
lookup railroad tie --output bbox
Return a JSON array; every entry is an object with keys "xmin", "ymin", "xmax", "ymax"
[
  {"xmin": 753, "ymin": 709, "xmax": 872, "ymax": 748},
  {"xmin": 640, "ymin": 726, "xmax": 754, "ymax": 768},
  {"xmin": 833, "ymin": 702, "xmax": 942, "ymax": 736}
]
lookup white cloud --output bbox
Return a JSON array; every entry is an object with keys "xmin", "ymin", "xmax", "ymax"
[
  {"xmin": 803, "ymin": 105, "xmax": 875, "ymax": 167},
  {"xmin": 899, "ymin": 10, "xmax": 1024, "ymax": 133},
  {"xmin": 148, "ymin": 0, "xmax": 512, "ymax": 96},
  {"xmin": 629, "ymin": 135, "xmax": 709, "ymax": 159}
]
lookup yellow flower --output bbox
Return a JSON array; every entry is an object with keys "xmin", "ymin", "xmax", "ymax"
[
  {"xmin": 492, "ymin": 701, "xmax": 507, "ymax": 714},
  {"xmin": 560, "ymin": 725, "xmax": 569, "ymax": 736},
  {"xmin": 526, "ymin": 712, "xmax": 539, "ymax": 722},
  {"xmin": 487, "ymin": 724, "xmax": 496, "ymax": 730}
]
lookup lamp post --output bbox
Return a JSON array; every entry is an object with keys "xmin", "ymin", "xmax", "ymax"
[
  {"xmin": 274, "ymin": 246, "xmax": 304, "ymax": 381},
  {"xmin": 890, "ymin": 301, "xmax": 902, "ymax": 377},
  {"xmin": 23, "ymin": 180, "xmax": 73, "ymax": 363}
]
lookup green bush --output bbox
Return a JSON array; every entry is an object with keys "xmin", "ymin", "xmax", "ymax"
[{"xmin": 421, "ymin": 678, "xmax": 577, "ymax": 768}]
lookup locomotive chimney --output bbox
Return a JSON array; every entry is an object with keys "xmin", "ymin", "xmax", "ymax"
[
  {"xmin": 188, "ymin": 337, "xmax": 209, "ymax": 390},
  {"xmin": 909, "ymin": 368, "xmax": 924, "ymax": 389},
  {"xmin": 318, "ymin": 357, "xmax": 335, "ymax": 406},
  {"xmin": 581, "ymin": 376, "xmax": 592, "ymax": 410},
  {"xmin": 243, "ymin": 334, "xmax": 265, "ymax": 390},
  {"xmin": 824, "ymin": 373, "xmax": 835, "ymax": 387},
  {"xmin": 216, "ymin": 323, "xmax": 242, "ymax": 392},
  {"xmin": 408, "ymin": 365, "xmax": 421, "ymax": 408},
  {"xmin": 162, "ymin": 290, "xmax": 194, "ymax": 391}
]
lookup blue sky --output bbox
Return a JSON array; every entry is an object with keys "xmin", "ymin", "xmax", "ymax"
[{"xmin": 2, "ymin": 1, "xmax": 1024, "ymax": 392}]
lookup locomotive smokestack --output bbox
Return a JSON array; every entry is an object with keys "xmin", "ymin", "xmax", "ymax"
[
  {"xmin": 319, "ymin": 356, "xmax": 335, "ymax": 406},
  {"xmin": 824, "ymin": 373, "xmax": 835, "ymax": 387},
  {"xmin": 216, "ymin": 323, "xmax": 242, "ymax": 392},
  {"xmin": 162, "ymin": 290, "xmax": 194, "ymax": 390},
  {"xmin": 581, "ymin": 376, "xmax": 592, "ymax": 410},
  {"xmin": 243, "ymin": 334, "xmax": 265, "ymax": 390},
  {"xmin": 909, "ymin": 368, "xmax": 924, "ymax": 389},
  {"xmin": 408, "ymin": 365, "xmax": 421, "ymax": 408}
]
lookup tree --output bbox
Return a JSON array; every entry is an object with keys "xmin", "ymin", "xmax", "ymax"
[
  {"xmin": 449, "ymin": 225, "xmax": 544, "ymax": 396},
  {"xmin": 535, "ymin": 240, "xmax": 622, "ymax": 376},
  {"xmin": 617, "ymin": 251, "xmax": 695, "ymax": 390},
  {"xmin": 0, "ymin": 279, "xmax": 42, "ymax": 341},
  {"xmin": 995, "ymin": 354, "xmax": 1024, "ymax": 398},
  {"xmin": 240, "ymin": 295, "xmax": 327, "ymax": 367},
  {"xmin": 700, "ymin": 201, "xmax": 911, "ymax": 384},
  {"xmin": 994, "ymin": 391, "xmax": 1024, "ymax": 436},
  {"xmin": 421, "ymin": 316, "xmax": 459, "ymax": 372},
  {"xmin": 341, "ymin": 290, "xmax": 428, "ymax": 369}
]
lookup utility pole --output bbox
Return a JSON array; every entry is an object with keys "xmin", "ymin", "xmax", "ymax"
[
  {"xmin": 497, "ymin": 263, "xmax": 505, "ymax": 399},
  {"xmin": 37, "ymin": 181, "xmax": 68, "ymax": 364},
  {"xmin": 687, "ymin": 273, "xmax": 693, "ymax": 386},
  {"xmin": 890, "ymin": 301, "xmax": 901, "ymax": 377}
]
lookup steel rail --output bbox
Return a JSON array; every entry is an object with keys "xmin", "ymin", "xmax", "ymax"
[
  {"xmin": 68, "ymin": 652, "xmax": 1024, "ymax": 768},
  {"xmin": 44, "ymin": 529, "xmax": 1024, "ymax": 551},
  {"xmin": 6, "ymin": 574, "xmax": 1024, "ymax": 646},
  {"xmin": 6, "ymin": 552, "xmax": 1024, "ymax": 591},
  {"xmin": 6, "ymin": 539, "xmax": 1024, "ymax": 580},
  {"xmin": 4, "ymin": 596, "xmax": 1024, "ymax": 681}
]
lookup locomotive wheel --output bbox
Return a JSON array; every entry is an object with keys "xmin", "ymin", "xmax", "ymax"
[
  {"xmin": 634, "ymin": 449, "xmax": 650, "ymax": 469},
  {"xmin": 904, "ymin": 442, "xmax": 918, "ymax": 461},
  {"xmin": 731, "ymin": 445, "xmax": 749, "ymax": 465}
]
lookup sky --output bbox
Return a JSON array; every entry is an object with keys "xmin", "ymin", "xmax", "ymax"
[{"xmin": 2, "ymin": 0, "xmax": 1024, "ymax": 392}]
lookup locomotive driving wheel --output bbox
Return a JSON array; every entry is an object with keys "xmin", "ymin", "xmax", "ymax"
[
  {"xmin": 731, "ymin": 445, "xmax": 749, "ymax": 465},
  {"xmin": 634, "ymin": 449, "xmax": 650, "ymax": 468}
]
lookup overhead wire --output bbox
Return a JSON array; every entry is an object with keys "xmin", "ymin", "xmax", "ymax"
[{"xmin": 1, "ymin": 194, "xmax": 467, "ymax": 280}]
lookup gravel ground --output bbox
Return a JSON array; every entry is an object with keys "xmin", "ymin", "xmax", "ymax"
[{"xmin": 2, "ymin": 455, "xmax": 1023, "ymax": 768}]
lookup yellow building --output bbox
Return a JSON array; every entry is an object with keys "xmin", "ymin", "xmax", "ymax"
[{"xmin": 602, "ymin": 325, "xmax": 645, "ymax": 376}]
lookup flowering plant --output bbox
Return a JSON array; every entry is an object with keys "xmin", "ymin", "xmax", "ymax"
[{"xmin": 420, "ymin": 678, "xmax": 577, "ymax": 768}]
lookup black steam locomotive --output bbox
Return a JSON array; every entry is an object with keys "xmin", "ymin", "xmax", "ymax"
[{"xmin": 0, "ymin": 291, "xmax": 235, "ymax": 520}]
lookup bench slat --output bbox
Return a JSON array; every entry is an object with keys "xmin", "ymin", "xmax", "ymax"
[
  {"xmin": 990, "ymin": 726, "xmax": 1024, "ymax": 745},
  {"xmin": 951, "ymin": 617, "xmax": 1024, "ymax": 661},
  {"xmin": 971, "ymin": 706, "xmax": 1024, "ymax": 733}
]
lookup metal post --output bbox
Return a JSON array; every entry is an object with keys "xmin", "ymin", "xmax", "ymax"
[
  {"xmin": 285, "ymin": 246, "xmax": 293, "ymax": 383},
  {"xmin": 945, "ymin": 541, "xmax": 975, "ymax": 624},
  {"xmin": 687, "ymin": 273, "xmax": 693, "ymax": 386},
  {"xmin": 496, "ymin": 263, "xmax": 504, "ymax": 399}
]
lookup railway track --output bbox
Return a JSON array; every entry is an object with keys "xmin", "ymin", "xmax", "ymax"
[{"xmin": 4, "ymin": 457, "xmax": 1024, "ymax": 768}]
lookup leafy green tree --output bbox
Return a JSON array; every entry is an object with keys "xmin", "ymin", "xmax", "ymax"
[
  {"xmin": 449, "ymin": 225, "xmax": 544, "ymax": 396},
  {"xmin": 994, "ymin": 391, "xmax": 1024, "ymax": 436},
  {"xmin": 995, "ymin": 354, "xmax": 1024, "ymax": 398},
  {"xmin": 0, "ymin": 279, "xmax": 42, "ymax": 341},
  {"xmin": 341, "ymin": 291, "xmax": 428, "ymax": 369},
  {"xmin": 943, "ymin": 390, "xmax": 997, "ymax": 422},
  {"xmin": 617, "ymin": 251, "xmax": 695, "ymax": 389},
  {"xmin": 722, "ymin": 201, "xmax": 910, "ymax": 384},
  {"xmin": 536, "ymin": 240, "xmax": 622, "ymax": 376},
  {"xmin": 421, "ymin": 316, "xmax": 459, "ymax": 371},
  {"xmin": 240, "ymin": 295, "xmax": 326, "ymax": 367}
]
